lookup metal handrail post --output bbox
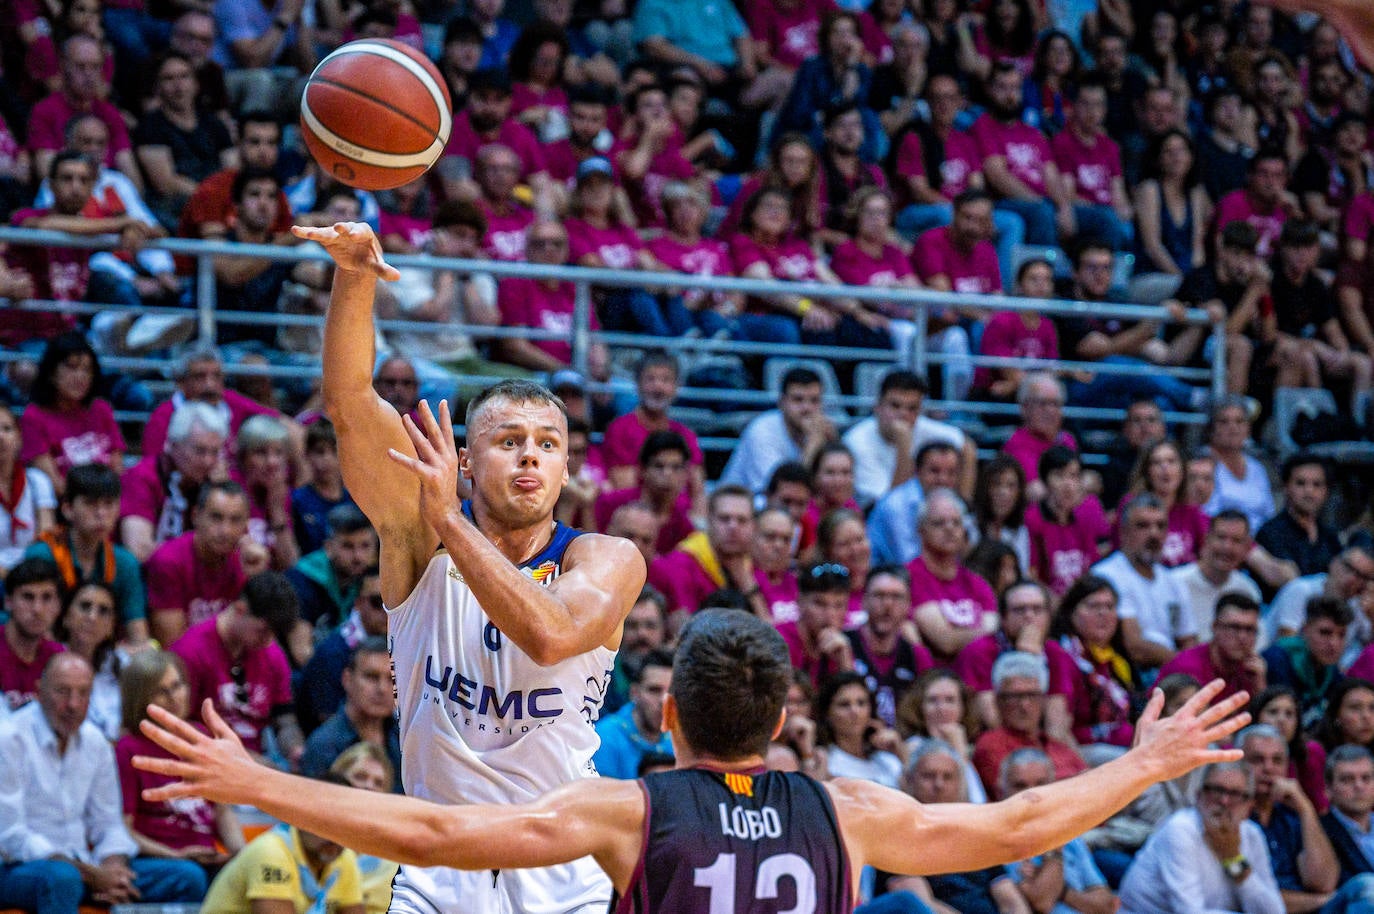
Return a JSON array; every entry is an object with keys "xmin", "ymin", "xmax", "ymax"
[
  {"xmin": 911, "ymin": 302, "xmax": 928, "ymax": 377},
  {"xmin": 571, "ymin": 280, "xmax": 592, "ymax": 377},
  {"xmin": 196, "ymin": 250, "xmax": 217, "ymax": 344},
  {"xmin": 1210, "ymin": 317, "xmax": 1228, "ymax": 403}
]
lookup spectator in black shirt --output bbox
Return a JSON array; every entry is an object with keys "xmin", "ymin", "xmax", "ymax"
[
  {"xmin": 213, "ymin": 169, "xmax": 296, "ymax": 347},
  {"xmin": 1256, "ymin": 454, "xmax": 1344, "ymax": 581},
  {"xmin": 846, "ymin": 565, "xmax": 933, "ymax": 728},
  {"xmin": 1293, "ymin": 111, "xmax": 1372, "ymax": 240},
  {"xmin": 1163, "ymin": 221, "xmax": 1266, "ymax": 394},
  {"xmin": 1265, "ymin": 219, "xmax": 1374, "ymax": 418},
  {"xmin": 133, "ymin": 52, "xmax": 234, "ymax": 230},
  {"xmin": 1099, "ymin": 398, "xmax": 1167, "ymax": 511},
  {"xmin": 1197, "ymin": 88, "xmax": 1255, "ymax": 204}
]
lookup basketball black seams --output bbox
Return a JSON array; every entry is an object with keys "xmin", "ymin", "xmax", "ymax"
[{"xmin": 307, "ymin": 77, "xmax": 440, "ymax": 142}]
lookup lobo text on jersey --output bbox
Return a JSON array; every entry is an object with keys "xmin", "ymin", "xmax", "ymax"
[{"xmin": 719, "ymin": 804, "xmax": 783, "ymax": 840}]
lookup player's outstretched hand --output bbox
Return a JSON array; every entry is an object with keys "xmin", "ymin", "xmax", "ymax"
[
  {"xmin": 389, "ymin": 399, "xmax": 463, "ymax": 531},
  {"xmin": 131, "ymin": 700, "xmax": 264, "ymax": 807},
  {"xmin": 1258, "ymin": 0, "xmax": 1374, "ymax": 66},
  {"xmin": 292, "ymin": 221, "xmax": 400, "ymax": 281},
  {"xmin": 1130, "ymin": 679, "xmax": 1249, "ymax": 783}
]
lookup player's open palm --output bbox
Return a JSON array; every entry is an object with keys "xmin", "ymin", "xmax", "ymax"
[
  {"xmin": 131, "ymin": 700, "xmax": 262, "ymax": 808},
  {"xmin": 390, "ymin": 399, "xmax": 464, "ymax": 532},
  {"xmin": 292, "ymin": 221, "xmax": 400, "ymax": 281},
  {"xmin": 1131, "ymin": 679, "xmax": 1249, "ymax": 782}
]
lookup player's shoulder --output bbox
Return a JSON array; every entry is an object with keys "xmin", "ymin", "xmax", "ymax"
[{"xmin": 564, "ymin": 531, "xmax": 647, "ymax": 569}]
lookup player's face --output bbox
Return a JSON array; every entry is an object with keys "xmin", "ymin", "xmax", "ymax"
[{"xmin": 463, "ymin": 398, "xmax": 570, "ymax": 526}]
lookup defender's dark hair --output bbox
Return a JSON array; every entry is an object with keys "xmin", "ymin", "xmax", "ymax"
[{"xmin": 671, "ymin": 609, "xmax": 793, "ymax": 759}]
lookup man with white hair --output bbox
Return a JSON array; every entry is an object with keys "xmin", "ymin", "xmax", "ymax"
[
  {"xmin": 1237, "ymin": 724, "xmax": 1347, "ymax": 913},
  {"xmin": 140, "ymin": 346, "xmax": 290, "ymax": 459},
  {"xmin": 1004, "ymin": 372, "xmax": 1077, "ymax": 487},
  {"xmin": 972, "ymin": 652, "xmax": 1087, "ymax": 792},
  {"xmin": 119, "ymin": 401, "xmax": 229, "ymax": 561},
  {"xmin": 998, "ymin": 747, "xmax": 1118, "ymax": 914},
  {"xmin": 1120, "ymin": 760, "xmax": 1283, "ymax": 914},
  {"xmin": 909, "ymin": 488, "xmax": 997, "ymax": 664}
]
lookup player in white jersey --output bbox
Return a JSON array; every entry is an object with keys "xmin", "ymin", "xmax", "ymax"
[{"xmin": 295, "ymin": 221, "xmax": 647, "ymax": 914}]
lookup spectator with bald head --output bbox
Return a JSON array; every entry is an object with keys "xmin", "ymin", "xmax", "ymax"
[
  {"xmin": 909, "ymin": 488, "xmax": 997, "ymax": 664},
  {"xmin": 0, "ymin": 653, "xmax": 207, "ymax": 912},
  {"xmin": 605, "ymin": 502, "xmax": 661, "ymax": 568}
]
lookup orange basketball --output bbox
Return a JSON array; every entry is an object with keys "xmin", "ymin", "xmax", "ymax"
[{"xmin": 300, "ymin": 38, "xmax": 452, "ymax": 191}]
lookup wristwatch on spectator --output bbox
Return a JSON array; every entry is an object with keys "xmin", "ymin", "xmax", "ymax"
[{"xmin": 1222, "ymin": 855, "xmax": 1250, "ymax": 880}]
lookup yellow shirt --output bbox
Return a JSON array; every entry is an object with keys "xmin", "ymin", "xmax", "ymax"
[{"xmin": 202, "ymin": 826, "xmax": 363, "ymax": 914}]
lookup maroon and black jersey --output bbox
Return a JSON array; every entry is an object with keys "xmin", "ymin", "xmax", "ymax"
[{"xmin": 611, "ymin": 767, "xmax": 854, "ymax": 914}]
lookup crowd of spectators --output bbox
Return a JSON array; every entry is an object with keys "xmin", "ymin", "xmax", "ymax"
[{"xmin": 8, "ymin": 0, "xmax": 1374, "ymax": 910}]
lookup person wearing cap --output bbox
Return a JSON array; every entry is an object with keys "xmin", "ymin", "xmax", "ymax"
[
  {"xmin": 1159, "ymin": 220, "xmax": 1267, "ymax": 396},
  {"xmin": 493, "ymin": 219, "xmax": 611, "ymax": 381},
  {"xmin": 565, "ymin": 156, "xmax": 687, "ymax": 339},
  {"xmin": 1267, "ymin": 219, "xmax": 1373, "ymax": 422},
  {"xmin": 437, "ymin": 67, "xmax": 553, "ymax": 206}
]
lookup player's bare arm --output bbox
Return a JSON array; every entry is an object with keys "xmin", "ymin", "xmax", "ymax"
[
  {"xmin": 134, "ymin": 702, "xmax": 646, "ymax": 888},
  {"xmin": 833, "ymin": 679, "xmax": 1249, "ymax": 879},
  {"xmin": 302, "ymin": 221, "xmax": 439, "ymax": 597},
  {"xmin": 390, "ymin": 399, "xmax": 646, "ymax": 664}
]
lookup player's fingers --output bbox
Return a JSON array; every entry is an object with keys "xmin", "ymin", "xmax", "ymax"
[
  {"xmin": 142, "ymin": 782, "xmax": 196, "ymax": 802},
  {"xmin": 132, "ymin": 754, "xmax": 198, "ymax": 779},
  {"xmin": 375, "ymin": 260, "xmax": 401, "ymax": 282},
  {"xmin": 386, "ymin": 448, "xmax": 427, "ymax": 474},
  {"xmin": 1180, "ymin": 678, "xmax": 1227, "ymax": 717},
  {"xmin": 147, "ymin": 703, "xmax": 205, "ymax": 744},
  {"xmin": 438, "ymin": 400, "xmax": 455, "ymax": 448},
  {"xmin": 138, "ymin": 718, "xmax": 197, "ymax": 758},
  {"xmin": 400, "ymin": 414, "xmax": 439, "ymax": 462},
  {"xmin": 1135, "ymin": 688, "xmax": 1163, "ymax": 733},
  {"xmin": 202, "ymin": 700, "xmax": 238, "ymax": 743},
  {"xmin": 416, "ymin": 399, "xmax": 442, "ymax": 440},
  {"xmin": 1202, "ymin": 711, "xmax": 1251, "ymax": 744},
  {"xmin": 1195, "ymin": 691, "xmax": 1250, "ymax": 729}
]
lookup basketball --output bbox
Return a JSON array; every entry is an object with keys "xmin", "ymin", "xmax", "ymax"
[{"xmin": 300, "ymin": 38, "xmax": 452, "ymax": 191}]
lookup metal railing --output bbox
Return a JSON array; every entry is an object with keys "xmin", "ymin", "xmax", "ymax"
[{"xmin": 0, "ymin": 226, "xmax": 1227, "ymax": 435}]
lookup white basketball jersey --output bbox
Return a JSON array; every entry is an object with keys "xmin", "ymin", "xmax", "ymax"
[{"xmin": 386, "ymin": 516, "xmax": 616, "ymax": 914}]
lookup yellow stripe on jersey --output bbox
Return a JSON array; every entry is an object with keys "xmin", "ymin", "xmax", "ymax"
[{"xmin": 724, "ymin": 773, "xmax": 754, "ymax": 797}]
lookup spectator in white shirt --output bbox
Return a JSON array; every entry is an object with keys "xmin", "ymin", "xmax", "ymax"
[
  {"xmin": 719, "ymin": 367, "xmax": 836, "ymax": 494},
  {"xmin": 1093, "ymin": 493, "xmax": 1198, "ymax": 671},
  {"xmin": 1170, "ymin": 510, "xmax": 1263, "ymax": 640},
  {"xmin": 1119, "ymin": 760, "xmax": 1284, "ymax": 914},
  {"xmin": 842, "ymin": 370, "xmax": 975, "ymax": 508},
  {"xmin": 0, "ymin": 654, "xmax": 207, "ymax": 913},
  {"xmin": 1266, "ymin": 547, "xmax": 1374, "ymax": 658}
]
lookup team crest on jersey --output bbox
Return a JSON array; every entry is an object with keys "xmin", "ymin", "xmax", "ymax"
[
  {"xmin": 525, "ymin": 560, "xmax": 559, "ymax": 586},
  {"xmin": 723, "ymin": 773, "xmax": 754, "ymax": 797}
]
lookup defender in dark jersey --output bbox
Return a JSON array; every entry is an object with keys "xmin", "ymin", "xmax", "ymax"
[{"xmin": 135, "ymin": 610, "xmax": 1252, "ymax": 914}]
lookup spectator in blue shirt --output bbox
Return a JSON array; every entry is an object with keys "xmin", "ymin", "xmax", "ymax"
[
  {"xmin": 593, "ymin": 648, "xmax": 674, "ymax": 779},
  {"xmin": 296, "ymin": 567, "xmax": 385, "ymax": 733},
  {"xmin": 300, "ymin": 637, "xmax": 402, "ymax": 791},
  {"xmin": 1322, "ymin": 745, "xmax": 1374, "ymax": 884}
]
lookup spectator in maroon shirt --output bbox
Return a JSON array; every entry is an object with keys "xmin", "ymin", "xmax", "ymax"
[
  {"xmin": 0, "ymin": 558, "xmax": 65, "ymax": 712},
  {"xmin": 594, "ymin": 431, "xmax": 695, "ymax": 557},
  {"xmin": 144, "ymin": 480, "xmax": 263, "ymax": 648},
  {"xmin": 120, "ymin": 402, "xmax": 228, "ymax": 563},
  {"xmin": 1051, "ymin": 78, "xmax": 1133, "ymax": 252},
  {"xmin": 171, "ymin": 570, "xmax": 303, "ymax": 761},
  {"xmin": 115, "ymin": 650, "xmax": 245, "ymax": 870},
  {"xmin": 471, "ymin": 143, "xmax": 536, "ymax": 263},
  {"xmin": 613, "ymin": 83, "xmax": 697, "ymax": 228},
  {"xmin": 1158, "ymin": 593, "xmax": 1267, "ymax": 706},
  {"xmin": 6, "ymin": 152, "xmax": 154, "ymax": 344},
  {"xmin": 971, "ymin": 650, "xmax": 1088, "ymax": 792},
  {"xmin": 603, "ymin": 351, "xmax": 706, "ymax": 502},
  {"xmin": 27, "ymin": 35, "xmax": 142, "ymax": 192},
  {"xmin": 544, "ymin": 86, "xmax": 613, "ymax": 186},
  {"xmin": 777, "ymin": 562, "xmax": 856, "ymax": 689},
  {"xmin": 438, "ymin": 68, "xmax": 553, "ymax": 206},
  {"xmin": 910, "ymin": 488, "xmax": 999, "ymax": 662},
  {"xmin": 18, "ymin": 333, "xmax": 125, "ymax": 495},
  {"xmin": 494, "ymin": 219, "xmax": 611, "ymax": 379}
]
